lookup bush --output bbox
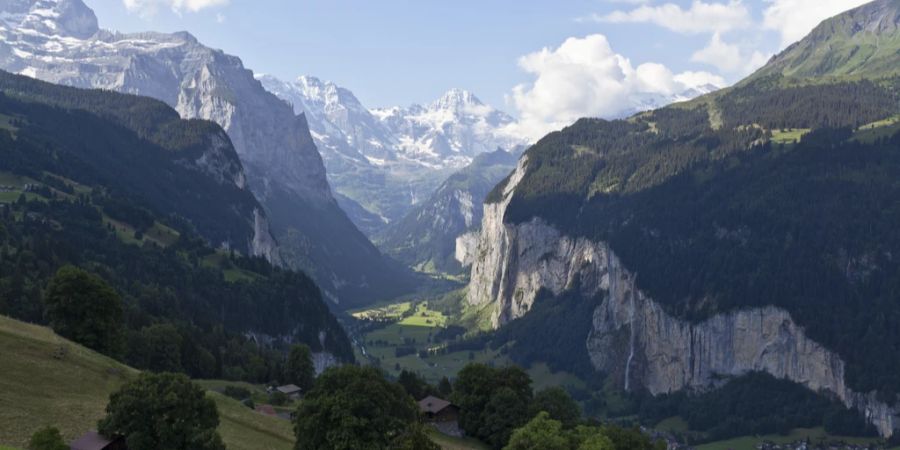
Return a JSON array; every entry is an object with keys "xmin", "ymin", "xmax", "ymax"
[
  {"xmin": 223, "ymin": 385, "xmax": 251, "ymax": 401},
  {"xmin": 28, "ymin": 426, "xmax": 67, "ymax": 450},
  {"xmin": 269, "ymin": 391, "xmax": 289, "ymax": 406}
]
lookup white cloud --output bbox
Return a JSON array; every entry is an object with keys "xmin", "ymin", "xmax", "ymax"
[
  {"xmin": 673, "ymin": 71, "xmax": 727, "ymax": 89},
  {"xmin": 505, "ymin": 34, "xmax": 725, "ymax": 141},
  {"xmin": 123, "ymin": 0, "xmax": 229, "ymax": 17},
  {"xmin": 691, "ymin": 32, "xmax": 769, "ymax": 76},
  {"xmin": 589, "ymin": 0, "xmax": 752, "ymax": 34},
  {"xmin": 762, "ymin": 0, "xmax": 870, "ymax": 48}
]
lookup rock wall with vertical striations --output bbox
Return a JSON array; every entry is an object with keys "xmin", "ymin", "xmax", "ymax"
[{"xmin": 462, "ymin": 157, "xmax": 900, "ymax": 437}]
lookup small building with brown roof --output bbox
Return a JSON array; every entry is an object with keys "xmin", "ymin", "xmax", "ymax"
[
  {"xmin": 69, "ymin": 431, "xmax": 127, "ymax": 450},
  {"xmin": 419, "ymin": 395, "xmax": 462, "ymax": 437},
  {"xmin": 418, "ymin": 395, "xmax": 459, "ymax": 424},
  {"xmin": 276, "ymin": 383, "xmax": 302, "ymax": 399}
]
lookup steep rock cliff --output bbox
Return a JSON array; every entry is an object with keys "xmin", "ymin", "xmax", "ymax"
[{"xmin": 463, "ymin": 160, "xmax": 899, "ymax": 437}]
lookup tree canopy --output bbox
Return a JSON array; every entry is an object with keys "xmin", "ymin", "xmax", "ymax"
[
  {"xmin": 293, "ymin": 365, "xmax": 429, "ymax": 450},
  {"xmin": 44, "ymin": 265, "xmax": 123, "ymax": 357},
  {"xmin": 283, "ymin": 343, "xmax": 315, "ymax": 392},
  {"xmin": 98, "ymin": 372, "xmax": 224, "ymax": 450}
]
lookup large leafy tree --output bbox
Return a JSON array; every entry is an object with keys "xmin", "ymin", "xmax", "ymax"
[
  {"xmin": 98, "ymin": 373, "xmax": 224, "ymax": 450},
  {"xmin": 397, "ymin": 369, "xmax": 435, "ymax": 400},
  {"xmin": 530, "ymin": 387, "xmax": 581, "ymax": 429},
  {"xmin": 293, "ymin": 365, "xmax": 426, "ymax": 450},
  {"xmin": 452, "ymin": 364, "xmax": 533, "ymax": 449},
  {"xmin": 283, "ymin": 343, "xmax": 315, "ymax": 392},
  {"xmin": 135, "ymin": 323, "xmax": 183, "ymax": 373},
  {"xmin": 43, "ymin": 265, "xmax": 123, "ymax": 356},
  {"xmin": 503, "ymin": 412, "xmax": 569, "ymax": 450}
]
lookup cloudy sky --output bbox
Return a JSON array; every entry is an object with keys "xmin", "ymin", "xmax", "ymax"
[{"xmin": 88, "ymin": 0, "xmax": 870, "ymax": 138}]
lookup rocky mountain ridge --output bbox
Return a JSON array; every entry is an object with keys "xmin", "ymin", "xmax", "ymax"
[{"xmin": 258, "ymin": 75, "xmax": 529, "ymax": 234}]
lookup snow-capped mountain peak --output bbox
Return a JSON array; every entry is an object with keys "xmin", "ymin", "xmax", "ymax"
[
  {"xmin": 431, "ymin": 88, "xmax": 483, "ymax": 111},
  {"xmin": 0, "ymin": 0, "xmax": 98, "ymax": 39},
  {"xmin": 258, "ymin": 74, "xmax": 532, "ymax": 232}
]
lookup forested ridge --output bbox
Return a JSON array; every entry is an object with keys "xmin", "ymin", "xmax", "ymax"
[
  {"xmin": 0, "ymin": 70, "xmax": 263, "ymax": 255},
  {"xmin": 487, "ymin": 75, "xmax": 900, "ymax": 399},
  {"xmin": 0, "ymin": 71, "xmax": 353, "ymax": 383}
]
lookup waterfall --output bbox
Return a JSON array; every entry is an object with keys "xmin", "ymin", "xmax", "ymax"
[
  {"xmin": 624, "ymin": 274, "xmax": 637, "ymax": 392},
  {"xmin": 608, "ymin": 251, "xmax": 636, "ymax": 391}
]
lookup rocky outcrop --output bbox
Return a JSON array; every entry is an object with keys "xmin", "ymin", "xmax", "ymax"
[
  {"xmin": 251, "ymin": 209, "xmax": 280, "ymax": 264},
  {"xmin": 454, "ymin": 231, "xmax": 479, "ymax": 267},
  {"xmin": 464, "ymin": 158, "xmax": 899, "ymax": 437}
]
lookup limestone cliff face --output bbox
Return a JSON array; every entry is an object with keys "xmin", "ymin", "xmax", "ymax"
[
  {"xmin": 187, "ymin": 130, "xmax": 247, "ymax": 190},
  {"xmin": 587, "ymin": 250, "xmax": 898, "ymax": 437},
  {"xmin": 467, "ymin": 156, "xmax": 608, "ymax": 327},
  {"xmin": 463, "ymin": 159, "xmax": 899, "ymax": 437},
  {"xmin": 182, "ymin": 129, "xmax": 280, "ymax": 261},
  {"xmin": 454, "ymin": 231, "xmax": 479, "ymax": 268}
]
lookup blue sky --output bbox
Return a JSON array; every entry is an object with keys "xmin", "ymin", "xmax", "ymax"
[{"xmin": 86, "ymin": 0, "xmax": 870, "ymax": 134}]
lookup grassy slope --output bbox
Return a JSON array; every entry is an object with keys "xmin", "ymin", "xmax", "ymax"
[
  {"xmin": 209, "ymin": 391, "xmax": 294, "ymax": 450},
  {"xmin": 427, "ymin": 429, "xmax": 491, "ymax": 450},
  {"xmin": 0, "ymin": 315, "xmax": 135, "ymax": 449},
  {"xmin": 0, "ymin": 315, "xmax": 293, "ymax": 450}
]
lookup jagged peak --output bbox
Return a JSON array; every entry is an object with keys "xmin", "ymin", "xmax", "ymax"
[
  {"xmin": 430, "ymin": 88, "xmax": 484, "ymax": 111},
  {"xmin": 288, "ymin": 75, "xmax": 365, "ymax": 109},
  {"xmin": 0, "ymin": 0, "xmax": 98, "ymax": 39}
]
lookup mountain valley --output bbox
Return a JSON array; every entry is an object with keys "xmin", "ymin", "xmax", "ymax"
[{"xmin": 3, "ymin": 0, "xmax": 900, "ymax": 449}]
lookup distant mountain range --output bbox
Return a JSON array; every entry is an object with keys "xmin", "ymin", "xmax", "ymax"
[
  {"xmin": 258, "ymin": 74, "xmax": 717, "ymax": 279},
  {"xmin": 0, "ymin": 0, "xmax": 412, "ymax": 306},
  {"xmin": 258, "ymin": 75, "xmax": 529, "ymax": 235}
]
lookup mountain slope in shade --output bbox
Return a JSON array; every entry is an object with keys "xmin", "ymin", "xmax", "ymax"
[
  {"xmin": 0, "ymin": 0, "xmax": 413, "ymax": 306},
  {"xmin": 258, "ymin": 75, "xmax": 530, "ymax": 235},
  {"xmin": 752, "ymin": 0, "xmax": 900, "ymax": 80},
  {"xmin": 463, "ymin": 0, "xmax": 900, "ymax": 437},
  {"xmin": 0, "ymin": 69, "xmax": 278, "ymax": 259}
]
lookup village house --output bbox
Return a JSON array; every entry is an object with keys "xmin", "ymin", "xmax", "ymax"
[
  {"xmin": 276, "ymin": 383, "xmax": 302, "ymax": 400},
  {"xmin": 69, "ymin": 431, "xmax": 127, "ymax": 450},
  {"xmin": 418, "ymin": 395, "xmax": 462, "ymax": 436}
]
